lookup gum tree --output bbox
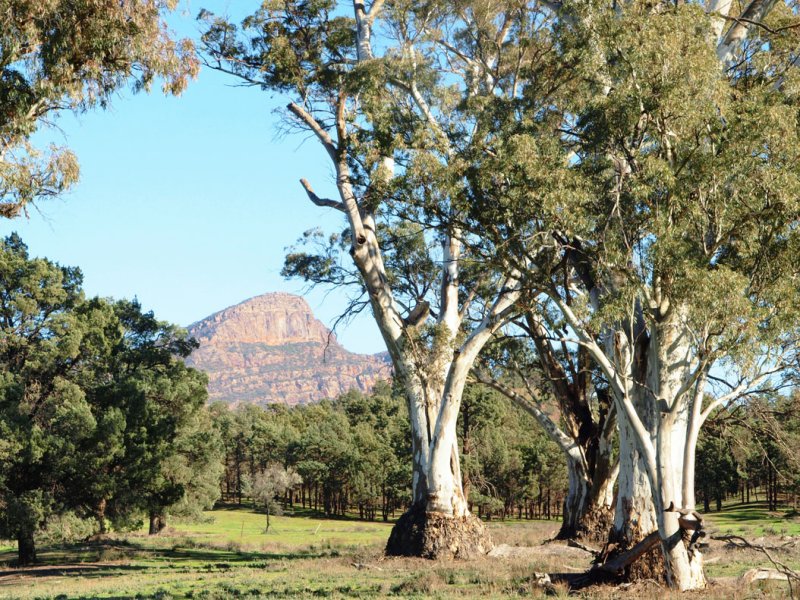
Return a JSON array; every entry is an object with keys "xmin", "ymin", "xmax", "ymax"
[
  {"xmin": 200, "ymin": 1, "xmax": 799, "ymax": 580},
  {"xmin": 461, "ymin": 0, "xmax": 800, "ymax": 589},
  {"xmin": 199, "ymin": 1, "xmax": 527, "ymax": 556},
  {"xmin": 474, "ymin": 325, "xmax": 618, "ymax": 541}
]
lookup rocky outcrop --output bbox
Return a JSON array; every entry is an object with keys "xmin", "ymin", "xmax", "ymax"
[{"xmin": 186, "ymin": 293, "xmax": 391, "ymax": 406}]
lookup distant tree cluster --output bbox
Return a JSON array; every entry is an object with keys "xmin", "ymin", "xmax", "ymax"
[
  {"xmin": 697, "ymin": 393, "xmax": 800, "ymax": 514},
  {"xmin": 209, "ymin": 382, "xmax": 567, "ymax": 523},
  {"xmin": 0, "ymin": 234, "xmax": 222, "ymax": 565}
]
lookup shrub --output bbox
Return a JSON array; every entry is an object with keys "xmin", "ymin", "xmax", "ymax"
[{"xmin": 36, "ymin": 512, "xmax": 96, "ymax": 546}]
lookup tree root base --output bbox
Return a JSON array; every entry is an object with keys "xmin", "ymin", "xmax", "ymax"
[
  {"xmin": 599, "ymin": 527, "xmax": 666, "ymax": 582},
  {"xmin": 385, "ymin": 505, "xmax": 492, "ymax": 559},
  {"xmin": 556, "ymin": 505, "xmax": 614, "ymax": 545}
]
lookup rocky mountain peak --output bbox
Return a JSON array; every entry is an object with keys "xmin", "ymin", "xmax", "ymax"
[
  {"xmin": 186, "ymin": 293, "xmax": 390, "ymax": 406},
  {"xmin": 189, "ymin": 292, "xmax": 334, "ymax": 347}
]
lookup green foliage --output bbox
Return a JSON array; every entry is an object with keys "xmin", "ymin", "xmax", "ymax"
[
  {"xmin": 200, "ymin": 0, "xmax": 356, "ymax": 95},
  {"xmin": 0, "ymin": 233, "xmax": 94, "ymax": 557},
  {"xmin": 696, "ymin": 429, "xmax": 738, "ymax": 512},
  {"xmin": 212, "ymin": 381, "xmax": 565, "ymax": 522},
  {"xmin": 0, "ymin": 0, "xmax": 198, "ymax": 219},
  {"xmin": 212, "ymin": 384, "xmax": 412, "ymax": 519},
  {"xmin": 462, "ymin": 2, "xmax": 800, "ymax": 366},
  {"xmin": 36, "ymin": 511, "xmax": 97, "ymax": 546},
  {"xmin": 0, "ymin": 234, "xmax": 219, "ymax": 562},
  {"xmin": 701, "ymin": 392, "xmax": 800, "ymax": 512}
]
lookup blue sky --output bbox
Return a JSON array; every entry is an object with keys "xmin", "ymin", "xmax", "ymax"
[{"xmin": 0, "ymin": 1, "xmax": 384, "ymax": 355}]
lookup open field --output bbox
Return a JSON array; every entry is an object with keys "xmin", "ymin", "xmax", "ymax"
[{"xmin": 2, "ymin": 504, "xmax": 800, "ymax": 599}]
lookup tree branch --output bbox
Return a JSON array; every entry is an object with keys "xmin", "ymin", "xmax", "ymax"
[
  {"xmin": 298, "ymin": 179, "xmax": 346, "ymax": 211},
  {"xmin": 473, "ymin": 369, "xmax": 578, "ymax": 455},
  {"xmin": 286, "ymin": 102, "xmax": 337, "ymax": 162},
  {"xmin": 717, "ymin": 0, "xmax": 779, "ymax": 62}
]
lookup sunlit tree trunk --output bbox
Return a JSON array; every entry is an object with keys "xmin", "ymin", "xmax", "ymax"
[
  {"xmin": 612, "ymin": 404, "xmax": 658, "ymax": 566},
  {"xmin": 387, "ymin": 280, "xmax": 518, "ymax": 558},
  {"xmin": 649, "ymin": 319, "xmax": 706, "ymax": 589}
]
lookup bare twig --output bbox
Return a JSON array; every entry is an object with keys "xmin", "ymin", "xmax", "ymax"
[
  {"xmin": 722, "ymin": 15, "xmax": 800, "ymax": 36},
  {"xmin": 712, "ymin": 534, "xmax": 799, "ymax": 599}
]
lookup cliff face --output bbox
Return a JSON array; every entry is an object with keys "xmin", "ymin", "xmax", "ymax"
[{"xmin": 186, "ymin": 293, "xmax": 391, "ymax": 406}]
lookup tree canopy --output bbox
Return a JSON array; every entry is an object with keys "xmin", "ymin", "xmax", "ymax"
[
  {"xmin": 200, "ymin": 0, "xmax": 800, "ymax": 587},
  {"xmin": 0, "ymin": 0, "xmax": 197, "ymax": 219},
  {"xmin": 0, "ymin": 234, "xmax": 219, "ymax": 564}
]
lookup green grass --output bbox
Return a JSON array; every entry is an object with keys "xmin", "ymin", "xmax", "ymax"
[
  {"xmin": 0, "ymin": 507, "xmax": 570, "ymax": 600},
  {"xmin": 704, "ymin": 502, "xmax": 800, "ymax": 537},
  {"xmin": 0, "ymin": 506, "xmax": 417, "ymax": 600},
  {"xmin": 171, "ymin": 504, "xmax": 393, "ymax": 550},
  {"xmin": 2, "ymin": 503, "xmax": 800, "ymax": 599}
]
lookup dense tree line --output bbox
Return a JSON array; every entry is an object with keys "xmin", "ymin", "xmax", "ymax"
[
  {"xmin": 0, "ymin": 235, "xmax": 221, "ymax": 564},
  {"xmin": 697, "ymin": 393, "xmax": 800, "ymax": 514},
  {"xmin": 209, "ymin": 382, "xmax": 567, "ymax": 523}
]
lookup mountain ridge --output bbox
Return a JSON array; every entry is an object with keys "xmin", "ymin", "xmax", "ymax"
[{"xmin": 185, "ymin": 292, "xmax": 391, "ymax": 406}]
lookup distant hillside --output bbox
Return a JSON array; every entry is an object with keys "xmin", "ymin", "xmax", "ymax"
[{"xmin": 186, "ymin": 293, "xmax": 391, "ymax": 406}]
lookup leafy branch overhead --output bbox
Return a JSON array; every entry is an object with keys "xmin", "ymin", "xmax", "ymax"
[{"xmin": 0, "ymin": 0, "xmax": 198, "ymax": 219}]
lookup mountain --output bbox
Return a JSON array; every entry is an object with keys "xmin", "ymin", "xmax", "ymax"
[{"xmin": 185, "ymin": 293, "xmax": 392, "ymax": 406}]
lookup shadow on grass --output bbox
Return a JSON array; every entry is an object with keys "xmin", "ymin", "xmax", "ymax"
[
  {"xmin": 0, "ymin": 563, "xmax": 148, "ymax": 581},
  {"xmin": 706, "ymin": 503, "xmax": 784, "ymax": 523},
  {"xmin": 0, "ymin": 536, "xmax": 334, "ymax": 581}
]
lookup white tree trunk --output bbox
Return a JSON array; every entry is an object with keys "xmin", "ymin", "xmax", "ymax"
[
  {"xmin": 613, "ymin": 405, "xmax": 658, "ymax": 545},
  {"xmin": 638, "ymin": 317, "xmax": 706, "ymax": 590},
  {"xmin": 655, "ymin": 416, "xmax": 706, "ymax": 590},
  {"xmin": 426, "ymin": 351, "xmax": 474, "ymax": 516},
  {"xmin": 562, "ymin": 449, "xmax": 591, "ymax": 536}
]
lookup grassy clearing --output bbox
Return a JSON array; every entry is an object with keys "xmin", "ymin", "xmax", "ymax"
[
  {"xmin": 703, "ymin": 502, "xmax": 800, "ymax": 537},
  {"xmin": 171, "ymin": 504, "xmax": 393, "ymax": 550},
  {"xmin": 0, "ymin": 516, "xmax": 559, "ymax": 600},
  {"xmin": 1, "ymin": 504, "xmax": 799, "ymax": 599}
]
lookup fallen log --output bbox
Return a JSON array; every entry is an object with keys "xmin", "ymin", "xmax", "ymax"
[
  {"xmin": 594, "ymin": 532, "xmax": 661, "ymax": 576},
  {"xmin": 739, "ymin": 568, "xmax": 789, "ymax": 585}
]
